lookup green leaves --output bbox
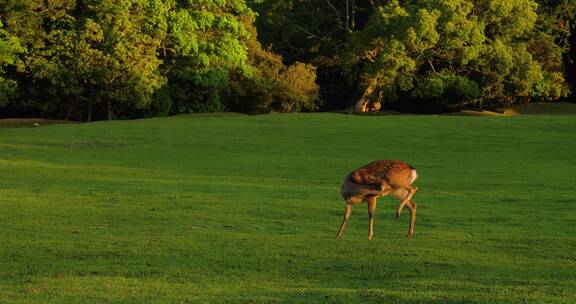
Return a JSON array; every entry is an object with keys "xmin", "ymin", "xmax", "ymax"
[
  {"xmin": 0, "ymin": 0, "xmax": 281, "ymax": 118},
  {"xmin": 0, "ymin": 21, "xmax": 24, "ymax": 106},
  {"xmin": 343, "ymin": 0, "xmax": 568, "ymax": 110},
  {"xmin": 225, "ymin": 22, "xmax": 319, "ymax": 114},
  {"xmin": 411, "ymin": 71, "xmax": 480, "ymax": 104},
  {"xmin": 0, "ymin": 0, "xmax": 570, "ymax": 117},
  {"xmin": 481, "ymin": 0, "xmax": 538, "ymax": 38},
  {"xmin": 163, "ymin": 1, "xmax": 253, "ymax": 114},
  {"xmin": 168, "ymin": 10, "xmax": 200, "ymax": 56}
]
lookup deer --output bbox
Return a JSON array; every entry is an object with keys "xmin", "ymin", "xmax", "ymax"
[{"xmin": 337, "ymin": 160, "xmax": 418, "ymax": 240}]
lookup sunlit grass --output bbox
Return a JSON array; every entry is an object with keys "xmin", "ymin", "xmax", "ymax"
[{"xmin": 1, "ymin": 113, "xmax": 575, "ymax": 303}]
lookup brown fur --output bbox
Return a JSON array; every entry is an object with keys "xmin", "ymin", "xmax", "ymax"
[{"xmin": 337, "ymin": 160, "xmax": 419, "ymax": 240}]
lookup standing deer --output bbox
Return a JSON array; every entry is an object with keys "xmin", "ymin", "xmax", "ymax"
[{"xmin": 337, "ymin": 160, "xmax": 418, "ymax": 240}]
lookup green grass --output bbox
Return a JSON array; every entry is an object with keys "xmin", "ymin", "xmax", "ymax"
[{"xmin": 0, "ymin": 113, "xmax": 575, "ymax": 303}]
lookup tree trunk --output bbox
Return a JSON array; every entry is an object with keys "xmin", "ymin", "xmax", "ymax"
[
  {"xmin": 350, "ymin": 0, "xmax": 356, "ymax": 31},
  {"xmin": 87, "ymin": 99, "xmax": 92, "ymax": 122},
  {"xmin": 107, "ymin": 100, "xmax": 112, "ymax": 120},
  {"xmin": 355, "ymin": 78, "xmax": 377, "ymax": 112},
  {"xmin": 345, "ymin": 0, "xmax": 348, "ymax": 29},
  {"xmin": 87, "ymin": 85, "xmax": 93, "ymax": 122}
]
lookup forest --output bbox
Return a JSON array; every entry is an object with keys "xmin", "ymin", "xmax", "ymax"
[{"xmin": 0, "ymin": 0, "xmax": 575, "ymax": 120}]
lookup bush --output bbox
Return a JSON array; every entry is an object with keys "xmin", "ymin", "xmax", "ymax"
[
  {"xmin": 410, "ymin": 72, "xmax": 480, "ymax": 106},
  {"xmin": 226, "ymin": 23, "xmax": 320, "ymax": 114}
]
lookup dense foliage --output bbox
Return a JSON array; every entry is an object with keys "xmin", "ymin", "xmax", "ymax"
[
  {"xmin": 253, "ymin": 0, "xmax": 576, "ymax": 112},
  {"xmin": 0, "ymin": 0, "xmax": 574, "ymax": 119},
  {"xmin": 0, "ymin": 21, "xmax": 23, "ymax": 107},
  {"xmin": 0, "ymin": 0, "xmax": 319, "ymax": 119},
  {"xmin": 344, "ymin": 0, "xmax": 568, "ymax": 110}
]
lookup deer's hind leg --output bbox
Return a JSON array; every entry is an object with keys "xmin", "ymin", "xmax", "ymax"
[
  {"xmin": 405, "ymin": 199, "xmax": 417, "ymax": 239},
  {"xmin": 394, "ymin": 186, "xmax": 418, "ymax": 219}
]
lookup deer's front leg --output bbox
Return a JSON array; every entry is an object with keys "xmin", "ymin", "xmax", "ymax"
[
  {"xmin": 336, "ymin": 204, "xmax": 352, "ymax": 239},
  {"xmin": 367, "ymin": 196, "xmax": 378, "ymax": 240}
]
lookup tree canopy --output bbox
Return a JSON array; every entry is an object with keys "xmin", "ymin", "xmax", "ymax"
[
  {"xmin": 0, "ymin": 21, "xmax": 24, "ymax": 107},
  {"xmin": 344, "ymin": 0, "xmax": 568, "ymax": 111},
  {"xmin": 0, "ymin": 0, "xmax": 319, "ymax": 119},
  {"xmin": 0, "ymin": 0, "xmax": 574, "ymax": 119}
]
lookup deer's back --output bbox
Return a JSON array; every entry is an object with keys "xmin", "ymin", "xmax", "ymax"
[{"xmin": 350, "ymin": 160, "xmax": 416, "ymax": 189}]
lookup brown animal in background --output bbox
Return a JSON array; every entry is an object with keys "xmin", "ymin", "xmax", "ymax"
[
  {"xmin": 337, "ymin": 160, "xmax": 419, "ymax": 240},
  {"xmin": 368, "ymin": 100, "xmax": 381, "ymax": 112}
]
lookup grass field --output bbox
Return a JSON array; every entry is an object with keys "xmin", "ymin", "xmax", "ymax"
[{"xmin": 1, "ymin": 113, "xmax": 575, "ymax": 303}]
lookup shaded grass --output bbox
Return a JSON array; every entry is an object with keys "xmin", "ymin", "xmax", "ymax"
[
  {"xmin": 0, "ymin": 113, "xmax": 575, "ymax": 303},
  {"xmin": 505, "ymin": 102, "xmax": 576, "ymax": 115},
  {"xmin": 0, "ymin": 119, "xmax": 75, "ymax": 128}
]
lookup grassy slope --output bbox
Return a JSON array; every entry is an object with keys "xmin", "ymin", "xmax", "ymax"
[{"xmin": 0, "ymin": 113, "xmax": 575, "ymax": 303}]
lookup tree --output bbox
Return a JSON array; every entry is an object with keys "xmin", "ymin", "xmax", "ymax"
[
  {"xmin": 0, "ymin": 0, "xmax": 78, "ymax": 116},
  {"xmin": 249, "ymin": 0, "xmax": 359, "ymax": 110},
  {"xmin": 160, "ymin": 0, "xmax": 319, "ymax": 114},
  {"xmin": 0, "ymin": 0, "xmax": 168, "ymax": 120},
  {"xmin": 160, "ymin": 0, "xmax": 254, "ymax": 113},
  {"xmin": 80, "ymin": 0, "xmax": 168, "ymax": 120},
  {"xmin": 534, "ymin": 0, "xmax": 576, "ymax": 100},
  {"xmin": 226, "ymin": 22, "xmax": 320, "ymax": 114},
  {"xmin": 0, "ymin": 21, "xmax": 24, "ymax": 107},
  {"xmin": 342, "ymin": 0, "xmax": 569, "ymax": 111}
]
